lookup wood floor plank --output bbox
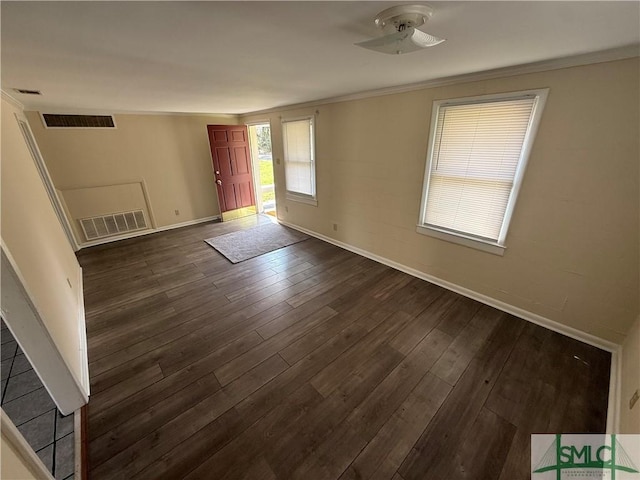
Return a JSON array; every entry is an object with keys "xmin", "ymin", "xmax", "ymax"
[
  {"xmin": 292, "ymin": 329, "xmax": 452, "ymax": 480},
  {"xmin": 430, "ymin": 304, "xmax": 504, "ymax": 386},
  {"xmin": 87, "ymin": 363, "xmax": 164, "ymax": 413},
  {"xmin": 131, "ymin": 407, "xmax": 245, "ymax": 480},
  {"xmin": 215, "ymin": 305, "xmax": 339, "ymax": 386},
  {"xmin": 445, "ymin": 407, "xmax": 516, "ymax": 480},
  {"xmin": 89, "ymin": 373, "xmax": 222, "ymax": 468},
  {"xmin": 234, "ymin": 321, "xmax": 370, "ymax": 427},
  {"xmin": 339, "ymin": 373, "xmax": 452, "ymax": 480},
  {"xmin": 387, "ymin": 289, "xmax": 456, "ymax": 355},
  {"xmin": 267, "ymin": 345, "xmax": 404, "ymax": 479},
  {"xmin": 309, "ymin": 311, "xmax": 413, "ymax": 398},
  {"xmin": 397, "ymin": 312, "xmax": 524, "ymax": 480},
  {"xmin": 88, "ymin": 306, "xmax": 177, "ymax": 357},
  {"xmin": 80, "ymin": 217, "xmax": 611, "ymax": 480},
  {"xmin": 88, "ymin": 329, "xmax": 260, "ymax": 439},
  {"xmin": 91, "ymin": 354, "xmax": 287, "ymax": 479},
  {"xmin": 182, "ymin": 383, "xmax": 323, "ymax": 480}
]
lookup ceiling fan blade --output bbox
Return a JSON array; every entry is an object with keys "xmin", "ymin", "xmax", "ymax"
[{"xmin": 355, "ymin": 27, "xmax": 445, "ymax": 55}]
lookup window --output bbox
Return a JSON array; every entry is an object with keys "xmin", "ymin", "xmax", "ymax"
[
  {"xmin": 417, "ymin": 89, "xmax": 548, "ymax": 255},
  {"xmin": 282, "ymin": 116, "xmax": 316, "ymax": 205}
]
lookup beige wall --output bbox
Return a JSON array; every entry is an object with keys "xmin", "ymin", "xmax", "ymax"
[
  {"xmin": 1, "ymin": 411, "xmax": 50, "ymax": 480},
  {"xmin": 620, "ymin": 315, "xmax": 640, "ymax": 433},
  {"xmin": 26, "ymin": 112, "xmax": 239, "ymax": 243},
  {"xmin": 1, "ymin": 434, "xmax": 39, "ymax": 480},
  {"xmin": 1, "ymin": 97, "xmax": 85, "ymax": 383},
  {"xmin": 242, "ymin": 58, "xmax": 639, "ymax": 344}
]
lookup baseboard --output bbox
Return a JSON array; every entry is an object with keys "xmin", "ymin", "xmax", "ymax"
[
  {"xmin": 152, "ymin": 215, "xmax": 221, "ymax": 233},
  {"xmin": 78, "ymin": 215, "xmax": 221, "ymax": 249},
  {"xmin": 278, "ymin": 220, "xmax": 619, "ymax": 353},
  {"xmin": 278, "ymin": 219, "xmax": 623, "ymax": 432}
]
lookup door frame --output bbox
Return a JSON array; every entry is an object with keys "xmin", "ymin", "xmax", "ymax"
[{"xmin": 246, "ymin": 120, "xmax": 275, "ymax": 215}]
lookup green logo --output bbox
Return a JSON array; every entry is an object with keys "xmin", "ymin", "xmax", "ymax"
[{"xmin": 532, "ymin": 434, "xmax": 639, "ymax": 479}]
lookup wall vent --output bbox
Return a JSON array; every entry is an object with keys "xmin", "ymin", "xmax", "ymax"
[
  {"xmin": 14, "ymin": 88, "xmax": 42, "ymax": 95},
  {"xmin": 42, "ymin": 114, "xmax": 116, "ymax": 128},
  {"xmin": 80, "ymin": 210, "xmax": 147, "ymax": 241}
]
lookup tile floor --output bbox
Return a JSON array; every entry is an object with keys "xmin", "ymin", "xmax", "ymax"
[{"xmin": 1, "ymin": 319, "xmax": 75, "ymax": 480}]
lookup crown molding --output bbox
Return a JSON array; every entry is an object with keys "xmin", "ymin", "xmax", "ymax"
[
  {"xmin": 1, "ymin": 90, "xmax": 25, "ymax": 111},
  {"xmin": 242, "ymin": 44, "xmax": 640, "ymax": 118},
  {"xmin": 23, "ymin": 106, "xmax": 239, "ymax": 119}
]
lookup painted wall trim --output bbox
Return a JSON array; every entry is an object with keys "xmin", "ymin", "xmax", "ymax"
[
  {"xmin": 58, "ymin": 178, "xmax": 158, "ymax": 242},
  {"xmin": 606, "ymin": 348, "xmax": 622, "ymax": 433},
  {"xmin": 277, "ymin": 220, "xmax": 620, "ymax": 353},
  {"xmin": 244, "ymin": 45, "xmax": 639, "ymax": 117},
  {"xmin": 0, "ymin": 244, "xmax": 88, "ymax": 415},
  {"xmin": 76, "ymin": 266, "xmax": 90, "ymax": 396},
  {"xmin": 25, "ymin": 106, "xmax": 240, "ymax": 118},
  {"xmin": 1, "ymin": 90, "xmax": 25, "ymax": 111},
  {"xmin": 77, "ymin": 215, "xmax": 221, "ymax": 249},
  {"xmin": 15, "ymin": 111, "xmax": 80, "ymax": 251},
  {"xmin": 1, "ymin": 409, "xmax": 55, "ymax": 480}
]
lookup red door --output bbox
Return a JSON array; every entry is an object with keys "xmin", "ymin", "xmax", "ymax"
[{"xmin": 207, "ymin": 125, "xmax": 256, "ymax": 218}]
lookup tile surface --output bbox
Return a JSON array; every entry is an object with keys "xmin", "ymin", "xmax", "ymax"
[
  {"xmin": 4, "ymin": 369, "xmax": 44, "ymax": 402},
  {"xmin": 37, "ymin": 443, "xmax": 54, "ymax": 473},
  {"xmin": 2, "ymin": 386, "xmax": 56, "ymax": 426},
  {"xmin": 55, "ymin": 433, "xmax": 75, "ymax": 479},
  {"xmin": 1, "ymin": 340, "xmax": 17, "ymax": 360},
  {"xmin": 11, "ymin": 354, "xmax": 33, "ymax": 377},
  {"xmin": 17, "ymin": 409, "xmax": 56, "ymax": 452},
  {"xmin": 1, "ymin": 327, "xmax": 14, "ymax": 345},
  {"xmin": 1, "ymin": 357, "xmax": 12, "ymax": 381},
  {"xmin": 56, "ymin": 412, "xmax": 75, "ymax": 440},
  {"xmin": 0, "ymin": 319, "xmax": 76, "ymax": 479}
]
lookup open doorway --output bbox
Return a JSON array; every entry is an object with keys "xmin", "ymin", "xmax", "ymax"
[{"xmin": 247, "ymin": 123, "xmax": 276, "ymax": 217}]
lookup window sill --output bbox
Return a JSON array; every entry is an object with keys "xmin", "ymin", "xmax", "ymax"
[
  {"xmin": 286, "ymin": 192, "xmax": 317, "ymax": 206},
  {"xmin": 416, "ymin": 224, "xmax": 505, "ymax": 256}
]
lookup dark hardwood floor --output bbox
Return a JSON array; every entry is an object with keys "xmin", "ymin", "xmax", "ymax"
[{"xmin": 78, "ymin": 215, "xmax": 611, "ymax": 480}]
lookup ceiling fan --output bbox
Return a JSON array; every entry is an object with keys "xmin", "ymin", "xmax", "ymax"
[{"xmin": 355, "ymin": 4, "xmax": 445, "ymax": 55}]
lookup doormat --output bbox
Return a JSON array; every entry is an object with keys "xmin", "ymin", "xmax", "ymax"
[{"xmin": 204, "ymin": 222, "xmax": 309, "ymax": 263}]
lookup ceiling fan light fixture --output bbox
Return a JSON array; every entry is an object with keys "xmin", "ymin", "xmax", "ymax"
[
  {"xmin": 356, "ymin": 4, "xmax": 445, "ymax": 55},
  {"xmin": 355, "ymin": 27, "xmax": 444, "ymax": 55},
  {"xmin": 374, "ymin": 4, "xmax": 433, "ymax": 31}
]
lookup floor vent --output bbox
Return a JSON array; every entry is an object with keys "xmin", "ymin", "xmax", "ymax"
[
  {"xmin": 80, "ymin": 210, "xmax": 147, "ymax": 241},
  {"xmin": 42, "ymin": 114, "xmax": 115, "ymax": 128}
]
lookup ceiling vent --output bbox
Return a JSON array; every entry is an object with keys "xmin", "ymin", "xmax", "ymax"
[
  {"xmin": 42, "ymin": 114, "xmax": 116, "ymax": 128},
  {"xmin": 14, "ymin": 88, "xmax": 42, "ymax": 95}
]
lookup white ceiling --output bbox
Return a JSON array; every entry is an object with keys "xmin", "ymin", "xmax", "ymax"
[{"xmin": 2, "ymin": 1, "xmax": 639, "ymax": 115}]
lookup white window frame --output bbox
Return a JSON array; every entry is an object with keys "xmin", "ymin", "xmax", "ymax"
[
  {"xmin": 282, "ymin": 115, "xmax": 317, "ymax": 206},
  {"xmin": 417, "ymin": 89, "xmax": 549, "ymax": 255}
]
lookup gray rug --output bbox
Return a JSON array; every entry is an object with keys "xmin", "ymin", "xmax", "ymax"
[{"xmin": 204, "ymin": 222, "xmax": 309, "ymax": 263}]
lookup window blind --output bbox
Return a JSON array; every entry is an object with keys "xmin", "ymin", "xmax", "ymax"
[
  {"xmin": 424, "ymin": 97, "xmax": 536, "ymax": 242},
  {"xmin": 283, "ymin": 118, "xmax": 315, "ymax": 197}
]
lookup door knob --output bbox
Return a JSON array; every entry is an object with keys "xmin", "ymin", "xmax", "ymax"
[{"xmin": 216, "ymin": 179, "xmax": 222, "ymax": 185}]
